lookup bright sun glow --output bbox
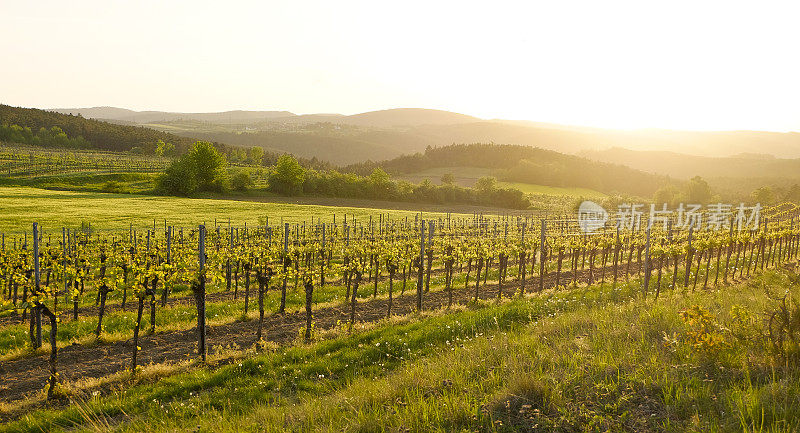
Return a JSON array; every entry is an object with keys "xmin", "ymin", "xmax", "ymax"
[{"xmin": 2, "ymin": 0, "xmax": 800, "ymax": 131}]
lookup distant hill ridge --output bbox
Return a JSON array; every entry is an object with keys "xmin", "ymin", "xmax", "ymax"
[
  {"xmin": 49, "ymin": 106, "xmax": 800, "ymax": 162},
  {"xmin": 50, "ymin": 107, "xmax": 480, "ymax": 127},
  {"xmin": 580, "ymin": 147, "xmax": 800, "ymax": 180},
  {"xmin": 51, "ymin": 107, "xmax": 295, "ymax": 124}
]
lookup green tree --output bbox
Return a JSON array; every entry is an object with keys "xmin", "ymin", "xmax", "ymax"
[
  {"xmin": 367, "ymin": 168, "xmax": 395, "ymax": 199},
  {"xmin": 784, "ymin": 184, "xmax": 800, "ymax": 203},
  {"xmin": 229, "ymin": 148, "xmax": 246, "ymax": 163},
  {"xmin": 441, "ymin": 173, "xmax": 455, "ymax": 185},
  {"xmin": 686, "ymin": 176, "xmax": 712, "ymax": 204},
  {"xmin": 247, "ymin": 146, "xmax": 264, "ymax": 165},
  {"xmin": 190, "ymin": 141, "xmax": 228, "ymax": 192},
  {"xmin": 158, "ymin": 155, "xmax": 198, "ymax": 196},
  {"xmin": 268, "ymin": 154, "xmax": 306, "ymax": 195},
  {"xmin": 653, "ymin": 185, "xmax": 680, "ymax": 207},
  {"xmin": 475, "ymin": 176, "xmax": 497, "ymax": 193},
  {"xmin": 157, "ymin": 141, "xmax": 228, "ymax": 195},
  {"xmin": 751, "ymin": 186, "xmax": 775, "ymax": 205},
  {"xmin": 155, "ymin": 139, "xmax": 176, "ymax": 157},
  {"xmin": 155, "ymin": 139, "xmax": 166, "ymax": 157}
]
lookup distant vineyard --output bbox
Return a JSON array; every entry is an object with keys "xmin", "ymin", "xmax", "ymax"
[{"xmin": 0, "ymin": 145, "xmax": 169, "ymax": 178}]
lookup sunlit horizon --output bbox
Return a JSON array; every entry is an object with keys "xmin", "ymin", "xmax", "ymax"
[{"xmin": 3, "ymin": 0, "xmax": 800, "ymax": 132}]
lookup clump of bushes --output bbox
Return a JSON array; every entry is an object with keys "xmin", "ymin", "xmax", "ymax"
[
  {"xmin": 677, "ymin": 291, "xmax": 800, "ymax": 365},
  {"xmin": 231, "ymin": 171, "xmax": 254, "ymax": 192},
  {"xmin": 157, "ymin": 141, "xmax": 228, "ymax": 196}
]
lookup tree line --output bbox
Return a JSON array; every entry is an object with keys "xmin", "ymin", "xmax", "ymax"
[
  {"xmin": 158, "ymin": 142, "xmax": 531, "ymax": 209},
  {"xmin": 0, "ymin": 123, "xmax": 91, "ymax": 148},
  {"xmin": 345, "ymin": 143, "xmax": 672, "ymax": 197}
]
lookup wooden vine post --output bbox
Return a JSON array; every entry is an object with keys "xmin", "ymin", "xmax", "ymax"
[
  {"xmin": 683, "ymin": 227, "xmax": 694, "ymax": 288},
  {"xmin": 424, "ymin": 221, "xmax": 434, "ymax": 294},
  {"xmin": 538, "ymin": 219, "xmax": 546, "ymax": 292},
  {"xmin": 95, "ymin": 252, "xmax": 110, "ymax": 336},
  {"xmin": 131, "ymin": 277, "xmax": 145, "ymax": 374},
  {"xmin": 320, "ymin": 223, "xmax": 326, "ymax": 287},
  {"xmin": 194, "ymin": 224, "xmax": 207, "ymax": 362},
  {"xmin": 416, "ymin": 219, "xmax": 425, "ymax": 311},
  {"xmin": 160, "ymin": 226, "xmax": 172, "ymax": 307},
  {"xmin": 349, "ymin": 269, "xmax": 361, "ymax": 334},
  {"xmin": 255, "ymin": 262, "xmax": 271, "ymax": 341},
  {"xmin": 642, "ymin": 226, "xmax": 651, "ymax": 296},
  {"xmin": 518, "ymin": 223, "xmax": 526, "ymax": 296},
  {"xmin": 32, "ymin": 223, "xmax": 59, "ymax": 399},
  {"xmin": 32, "ymin": 222, "xmax": 42, "ymax": 348},
  {"xmin": 304, "ymin": 277, "xmax": 314, "ymax": 342},
  {"xmin": 279, "ymin": 223, "xmax": 289, "ymax": 314}
]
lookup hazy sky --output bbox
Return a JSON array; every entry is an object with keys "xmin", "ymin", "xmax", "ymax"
[{"xmin": 2, "ymin": 1, "xmax": 800, "ymax": 131}]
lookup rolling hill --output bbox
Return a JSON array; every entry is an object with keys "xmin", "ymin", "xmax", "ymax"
[
  {"xmin": 10, "ymin": 102, "xmax": 800, "ymax": 202},
  {"xmin": 49, "ymin": 106, "xmax": 800, "ymax": 163},
  {"xmin": 51, "ymin": 107, "xmax": 294, "ymax": 124},
  {"xmin": 52, "ymin": 107, "xmax": 480, "ymax": 128},
  {"xmin": 580, "ymin": 147, "xmax": 800, "ymax": 180},
  {"xmin": 340, "ymin": 108, "xmax": 480, "ymax": 127}
]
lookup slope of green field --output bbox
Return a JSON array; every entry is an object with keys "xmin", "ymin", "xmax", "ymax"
[
  {"xmin": 497, "ymin": 181, "xmax": 605, "ymax": 198},
  {"xmin": 394, "ymin": 166, "xmax": 605, "ymax": 198},
  {"xmin": 0, "ymin": 187, "xmax": 499, "ymax": 232},
  {"xmin": 4, "ymin": 269, "xmax": 798, "ymax": 432}
]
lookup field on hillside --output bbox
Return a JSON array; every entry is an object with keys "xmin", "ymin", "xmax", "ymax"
[
  {"xmin": 1, "ymin": 206, "xmax": 799, "ymax": 432},
  {"xmin": 496, "ymin": 181, "xmax": 605, "ymax": 198},
  {"xmin": 394, "ymin": 166, "xmax": 604, "ymax": 198},
  {"xmin": 0, "ymin": 187, "xmax": 544, "ymax": 233},
  {"xmin": 0, "ymin": 144, "xmax": 167, "ymax": 178},
  {"xmin": 0, "ymin": 187, "xmax": 439, "ymax": 232}
]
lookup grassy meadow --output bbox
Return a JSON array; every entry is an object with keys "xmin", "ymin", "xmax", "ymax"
[
  {"xmin": 0, "ymin": 187, "xmax": 484, "ymax": 233},
  {"xmin": 4, "ymin": 269, "xmax": 799, "ymax": 432},
  {"xmin": 496, "ymin": 181, "xmax": 605, "ymax": 198}
]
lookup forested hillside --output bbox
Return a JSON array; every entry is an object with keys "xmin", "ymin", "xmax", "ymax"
[
  {"xmin": 346, "ymin": 143, "xmax": 671, "ymax": 197},
  {"xmin": 172, "ymin": 127, "xmax": 425, "ymax": 165},
  {"xmin": 0, "ymin": 104, "xmax": 198, "ymax": 153}
]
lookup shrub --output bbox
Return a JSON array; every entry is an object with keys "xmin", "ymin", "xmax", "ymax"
[
  {"xmin": 768, "ymin": 294, "xmax": 800, "ymax": 362},
  {"xmin": 157, "ymin": 141, "xmax": 228, "ymax": 196},
  {"xmin": 231, "ymin": 171, "xmax": 253, "ymax": 191},
  {"xmin": 680, "ymin": 304, "xmax": 728, "ymax": 355},
  {"xmin": 268, "ymin": 154, "xmax": 305, "ymax": 196},
  {"xmin": 158, "ymin": 154, "xmax": 198, "ymax": 196}
]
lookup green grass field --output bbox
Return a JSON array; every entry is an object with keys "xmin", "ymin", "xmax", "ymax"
[
  {"xmin": 496, "ymin": 181, "xmax": 605, "ymax": 198},
  {"xmin": 394, "ymin": 166, "xmax": 605, "ymax": 198},
  {"xmin": 5, "ymin": 269, "xmax": 799, "ymax": 432},
  {"xmin": 0, "ymin": 187, "xmax": 485, "ymax": 232}
]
